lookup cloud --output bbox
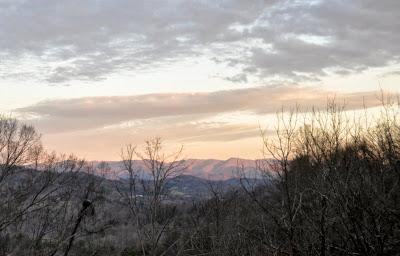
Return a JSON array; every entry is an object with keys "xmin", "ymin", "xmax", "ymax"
[
  {"xmin": 41, "ymin": 120, "xmax": 264, "ymax": 160},
  {"xmin": 17, "ymin": 85, "xmax": 383, "ymax": 134},
  {"xmin": 380, "ymin": 70, "xmax": 400, "ymax": 78},
  {"xmin": 1, "ymin": 0, "xmax": 399, "ymax": 84},
  {"xmin": 15, "ymin": 85, "xmax": 387, "ymax": 159},
  {"xmin": 241, "ymin": 0, "xmax": 400, "ymax": 80}
]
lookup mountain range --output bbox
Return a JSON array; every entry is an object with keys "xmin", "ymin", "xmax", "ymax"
[{"xmin": 91, "ymin": 158, "xmax": 262, "ymax": 181}]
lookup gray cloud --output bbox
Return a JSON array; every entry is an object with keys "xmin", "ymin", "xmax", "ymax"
[
  {"xmin": 380, "ymin": 70, "xmax": 400, "ymax": 78},
  {"xmin": 17, "ymin": 86, "xmax": 383, "ymax": 133},
  {"xmin": 242, "ymin": 0, "xmax": 400, "ymax": 80},
  {"xmin": 1, "ymin": 0, "xmax": 399, "ymax": 84}
]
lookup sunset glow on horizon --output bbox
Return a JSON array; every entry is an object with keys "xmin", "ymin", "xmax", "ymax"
[{"xmin": 1, "ymin": 0, "xmax": 399, "ymax": 160}]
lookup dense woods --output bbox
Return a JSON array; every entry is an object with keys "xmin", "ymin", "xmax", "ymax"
[{"xmin": 0, "ymin": 98, "xmax": 399, "ymax": 255}]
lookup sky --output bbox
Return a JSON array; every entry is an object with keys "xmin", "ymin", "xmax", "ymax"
[{"xmin": 0, "ymin": 0, "xmax": 399, "ymax": 160}]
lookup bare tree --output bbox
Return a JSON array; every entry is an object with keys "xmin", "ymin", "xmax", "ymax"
[{"xmin": 118, "ymin": 137, "xmax": 187, "ymax": 256}]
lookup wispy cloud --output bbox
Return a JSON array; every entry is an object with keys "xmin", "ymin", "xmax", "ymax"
[
  {"xmin": 17, "ymin": 86, "xmax": 382, "ymax": 134},
  {"xmin": 1, "ymin": 0, "xmax": 399, "ymax": 84}
]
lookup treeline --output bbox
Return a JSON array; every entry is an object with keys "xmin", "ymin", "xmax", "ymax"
[{"xmin": 0, "ymin": 98, "xmax": 399, "ymax": 255}]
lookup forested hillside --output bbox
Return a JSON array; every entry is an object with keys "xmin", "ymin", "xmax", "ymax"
[{"xmin": 1, "ymin": 100, "xmax": 399, "ymax": 255}]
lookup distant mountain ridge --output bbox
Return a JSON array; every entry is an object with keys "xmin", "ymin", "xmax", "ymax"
[{"xmin": 90, "ymin": 158, "xmax": 261, "ymax": 180}]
